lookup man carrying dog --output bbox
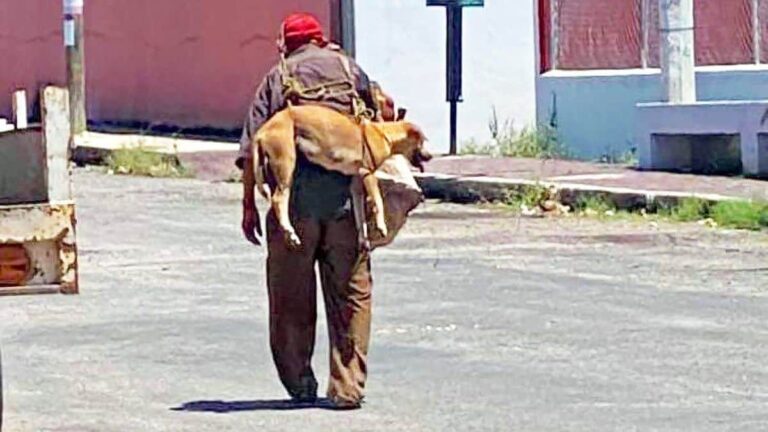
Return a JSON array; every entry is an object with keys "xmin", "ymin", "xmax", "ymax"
[{"xmin": 238, "ymin": 13, "xmax": 383, "ymax": 409}]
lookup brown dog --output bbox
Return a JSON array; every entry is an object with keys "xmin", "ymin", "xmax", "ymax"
[{"xmin": 246, "ymin": 104, "xmax": 431, "ymax": 249}]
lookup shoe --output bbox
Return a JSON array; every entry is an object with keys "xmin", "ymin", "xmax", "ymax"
[
  {"xmin": 289, "ymin": 374, "xmax": 318, "ymax": 403},
  {"xmin": 328, "ymin": 395, "xmax": 363, "ymax": 410}
]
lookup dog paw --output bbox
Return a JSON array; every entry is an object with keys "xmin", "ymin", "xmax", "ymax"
[
  {"xmin": 284, "ymin": 231, "xmax": 302, "ymax": 249},
  {"xmin": 375, "ymin": 224, "xmax": 388, "ymax": 239}
]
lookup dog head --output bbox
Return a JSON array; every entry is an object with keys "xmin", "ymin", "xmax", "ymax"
[{"xmin": 393, "ymin": 122, "xmax": 432, "ymax": 172}]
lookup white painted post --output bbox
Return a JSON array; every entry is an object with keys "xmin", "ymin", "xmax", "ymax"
[
  {"xmin": 550, "ymin": 0, "xmax": 560, "ymax": 70},
  {"xmin": 753, "ymin": 0, "xmax": 761, "ymax": 64},
  {"xmin": 12, "ymin": 90, "xmax": 28, "ymax": 130},
  {"xmin": 41, "ymin": 86, "xmax": 73, "ymax": 202},
  {"xmin": 659, "ymin": 0, "xmax": 696, "ymax": 103}
]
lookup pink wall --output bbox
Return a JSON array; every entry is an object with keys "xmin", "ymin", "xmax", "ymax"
[{"xmin": 0, "ymin": 0, "xmax": 333, "ymax": 130}]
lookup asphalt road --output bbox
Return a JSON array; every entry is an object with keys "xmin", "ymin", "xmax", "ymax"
[{"xmin": 2, "ymin": 171, "xmax": 768, "ymax": 431}]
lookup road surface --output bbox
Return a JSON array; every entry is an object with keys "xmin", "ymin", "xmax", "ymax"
[{"xmin": 1, "ymin": 171, "xmax": 767, "ymax": 431}]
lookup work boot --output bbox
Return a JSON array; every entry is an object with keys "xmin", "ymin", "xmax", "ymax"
[{"xmin": 328, "ymin": 395, "xmax": 363, "ymax": 410}]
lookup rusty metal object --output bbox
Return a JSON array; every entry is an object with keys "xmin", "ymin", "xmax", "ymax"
[
  {"xmin": 0, "ymin": 244, "xmax": 30, "ymax": 287},
  {"xmin": 0, "ymin": 202, "xmax": 78, "ymax": 296}
]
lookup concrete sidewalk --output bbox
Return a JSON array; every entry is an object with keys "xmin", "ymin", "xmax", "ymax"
[
  {"xmin": 419, "ymin": 156, "xmax": 768, "ymax": 207},
  {"xmin": 72, "ymin": 133, "xmax": 768, "ymax": 206}
]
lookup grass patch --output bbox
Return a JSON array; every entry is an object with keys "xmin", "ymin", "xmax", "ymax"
[
  {"xmin": 574, "ymin": 195, "xmax": 616, "ymax": 215},
  {"xmin": 108, "ymin": 146, "xmax": 192, "ymax": 178},
  {"xmin": 711, "ymin": 201, "xmax": 768, "ymax": 230},
  {"xmin": 460, "ymin": 139, "xmax": 496, "ymax": 156},
  {"xmin": 500, "ymin": 183, "xmax": 552, "ymax": 209},
  {"xmin": 497, "ymin": 190, "xmax": 768, "ymax": 231},
  {"xmin": 661, "ymin": 197, "xmax": 768, "ymax": 230},
  {"xmin": 665, "ymin": 198, "xmax": 710, "ymax": 222},
  {"xmin": 460, "ymin": 107, "xmax": 569, "ymax": 159}
]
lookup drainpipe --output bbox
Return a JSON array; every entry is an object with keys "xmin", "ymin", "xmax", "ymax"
[{"xmin": 659, "ymin": 0, "xmax": 696, "ymax": 103}]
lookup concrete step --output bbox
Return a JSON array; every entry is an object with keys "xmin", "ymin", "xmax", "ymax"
[{"xmin": 0, "ymin": 118, "xmax": 14, "ymax": 133}]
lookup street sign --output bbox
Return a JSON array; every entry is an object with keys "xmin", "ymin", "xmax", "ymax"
[{"xmin": 427, "ymin": 0, "xmax": 484, "ymax": 7}]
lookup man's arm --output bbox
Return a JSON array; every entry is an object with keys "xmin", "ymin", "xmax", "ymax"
[
  {"xmin": 239, "ymin": 68, "xmax": 283, "ymax": 245},
  {"xmin": 236, "ymin": 68, "xmax": 284, "ymax": 170},
  {"xmin": 351, "ymin": 61, "xmax": 377, "ymax": 113}
]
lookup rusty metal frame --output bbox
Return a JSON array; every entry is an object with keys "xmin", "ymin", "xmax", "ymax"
[
  {"xmin": 0, "ymin": 86, "xmax": 78, "ymax": 297},
  {"xmin": 0, "ymin": 202, "xmax": 78, "ymax": 296}
]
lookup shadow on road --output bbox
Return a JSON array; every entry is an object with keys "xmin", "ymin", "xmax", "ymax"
[{"xmin": 171, "ymin": 398, "xmax": 349, "ymax": 413}]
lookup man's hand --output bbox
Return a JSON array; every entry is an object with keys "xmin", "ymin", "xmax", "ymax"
[
  {"xmin": 242, "ymin": 202, "xmax": 263, "ymax": 246},
  {"xmin": 241, "ymin": 156, "xmax": 263, "ymax": 246}
]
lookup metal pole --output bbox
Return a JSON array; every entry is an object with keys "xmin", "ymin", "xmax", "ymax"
[
  {"xmin": 64, "ymin": 0, "xmax": 86, "ymax": 136},
  {"xmin": 659, "ymin": 0, "xmax": 696, "ymax": 103},
  {"xmin": 447, "ymin": 5, "xmax": 463, "ymax": 155},
  {"xmin": 450, "ymin": 102, "xmax": 458, "ymax": 155}
]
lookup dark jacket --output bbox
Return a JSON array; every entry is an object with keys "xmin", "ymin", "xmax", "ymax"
[{"xmin": 237, "ymin": 43, "xmax": 376, "ymax": 221}]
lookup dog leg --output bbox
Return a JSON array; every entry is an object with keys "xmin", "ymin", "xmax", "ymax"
[
  {"xmin": 271, "ymin": 186, "xmax": 301, "ymax": 249},
  {"xmin": 362, "ymin": 173, "xmax": 388, "ymax": 239},
  {"xmin": 268, "ymin": 150, "xmax": 301, "ymax": 249},
  {"xmin": 351, "ymin": 177, "xmax": 370, "ymax": 251}
]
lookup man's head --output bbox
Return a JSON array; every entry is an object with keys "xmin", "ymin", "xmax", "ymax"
[{"xmin": 279, "ymin": 13, "xmax": 327, "ymax": 54}]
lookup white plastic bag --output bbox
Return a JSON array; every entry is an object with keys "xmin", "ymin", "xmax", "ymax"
[{"xmin": 367, "ymin": 155, "xmax": 424, "ymax": 250}]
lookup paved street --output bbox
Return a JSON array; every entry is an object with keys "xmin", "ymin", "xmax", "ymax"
[{"xmin": 2, "ymin": 170, "xmax": 768, "ymax": 431}]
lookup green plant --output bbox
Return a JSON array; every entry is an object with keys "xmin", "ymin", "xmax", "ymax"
[
  {"xmin": 460, "ymin": 138, "xmax": 496, "ymax": 156},
  {"xmin": 710, "ymin": 201, "xmax": 768, "ymax": 230},
  {"xmin": 490, "ymin": 107, "xmax": 568, "ymax": 159},
  {"xmin": 669, "ymin": 198, "xmax": 710, "ymax": 222},
  {"xmin": 461, "ymin": 108, "xmax": 569, "ymax": 159},
  {"xmin": 502, "ymin": 183, "xmax": 554, "ymax": 211},
  {"xmin": 575, "ymin": 195, "xmax": 616, "ymax": 215},
  {"xmin": 108, "ymin": 146, "xmax": 192, "ymax": 178}
]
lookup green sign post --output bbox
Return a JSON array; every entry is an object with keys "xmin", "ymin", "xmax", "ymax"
[{"xmin": 427, "ymin": 0, "xmax": 484, "ymax": 154}]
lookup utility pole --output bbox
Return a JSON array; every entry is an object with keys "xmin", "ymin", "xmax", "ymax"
[
  {"xmin": 659, "ymin": 0, "xmax": 696, "ymax": 104},
  {"xmin": 428, "ymin": 0, "xmax": 484, "ymax": 155},
  {"xmin": 63, "ymin": 0, "xmax": 87, "ymax": 136}
]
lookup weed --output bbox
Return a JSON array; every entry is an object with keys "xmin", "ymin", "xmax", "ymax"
[
  {"xmin": 460, "ymin": 138, "xmax": 496, "ymax": 156},
  {"xmin": 710, "ymin": 201, "xmax": 768, "ymax": 230},
  {"xmin": 501, "ymin": 183, "xmax": 551, "ymax": 209},
  {"xmin": 575, "ymin": 195, "xmax": 616, "ymax": 216},
  {"xmin": 668, "ymin": 198, "xmax": 710, "ymax": 222},
  {"xmin": 460, "ymin": 107, "xmax": 569, "ymax": 159},
  {"xmin": 108, "ymin": 146, "xmax": 192, "ymax": 178}
]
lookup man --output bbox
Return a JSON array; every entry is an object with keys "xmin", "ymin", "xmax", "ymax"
[{"xmin": 238, "ymin": 13, "xmax": 380, "ymax": 409}]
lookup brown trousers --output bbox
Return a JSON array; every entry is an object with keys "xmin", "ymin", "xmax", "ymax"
[{"xmin": 266, "ymin": 210, "xmax": 372, "ymax": 404}]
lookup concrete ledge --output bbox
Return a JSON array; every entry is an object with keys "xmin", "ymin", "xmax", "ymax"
[
  {"xmin": 72, "ymin": 132, "xmax": 238, "ymax": 166},
  {"xmin": 636, "ymin": 100, "xmax": 768, "ymax": 176},
  {"xmin": 415, "ymin": 173, "xmax": 738, "ymax": 210}
]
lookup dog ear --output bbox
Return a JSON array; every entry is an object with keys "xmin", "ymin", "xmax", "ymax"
[{"xmin": 406, "ymin": 123, "xmax": 426, "ymax": 143}]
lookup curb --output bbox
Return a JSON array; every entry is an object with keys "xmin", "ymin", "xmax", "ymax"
[{"xmin": 414, "ymin": 173, "xmax": 739, "ymax": 210}]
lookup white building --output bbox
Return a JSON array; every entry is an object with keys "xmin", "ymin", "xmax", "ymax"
[{"xmin": 535, "ymin": 0, "xmax": 768, "ymax": 160}]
